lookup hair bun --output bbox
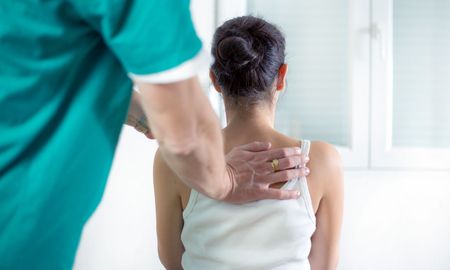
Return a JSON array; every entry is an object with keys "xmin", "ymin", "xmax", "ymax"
[
  {"xmin": 211, "ymin": 16, "xmax": 286, "ymax": 102},
  {"xmin": 216, "ymin": 36, "xmax": 261, "ymax": 72}
]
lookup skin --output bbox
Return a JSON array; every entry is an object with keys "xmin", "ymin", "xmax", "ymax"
[
  {"xmin": 127, "ymin": 90, "xmax": 154, "ymax": 139},
  {"xmin": 153, "ymin": 65, "xmax": 344, "ymax": 270},
  {"xmin": 128, "ymin": 76, "xmax": 310, "ymax": 203}
]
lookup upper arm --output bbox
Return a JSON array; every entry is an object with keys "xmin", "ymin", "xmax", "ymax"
[
  {"xmin": 308, "ymin": 142, "xmax": 344, "ymax": 270},
  {"xmin": 71, "ymin": 0, "xmax": 202, "ymax": 75},
  {"xmin": 70, "ymin": 0, "xmax": 211, "ymax": 149},
  {"xmin": 138, "ymin": 77, "xmax": 216, "ymax": 152},
  {"xmin": 153, "ymin": 149, "xmax": 184, "ymax": 270}
]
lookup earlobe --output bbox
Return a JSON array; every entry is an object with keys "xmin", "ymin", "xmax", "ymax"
[
  {"xmin": 276, "ymin": 64, "xmax": 288, "ymax": 91},
  {"xmin": 209, "ymin": 70, "xmax": 222, "ymax": 93}
]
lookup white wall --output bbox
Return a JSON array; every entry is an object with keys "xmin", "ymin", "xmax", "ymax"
[
  {"xmin": 74, "ymin": 127, "xmax": 162, "ymax": 270},
  {"xmin": 341, "ymin": 171, "xmax": 450, "ymax": 270}
]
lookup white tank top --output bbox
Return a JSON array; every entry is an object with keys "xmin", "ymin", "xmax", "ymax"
[{"xmin": 181, "ymin": 140, "xmax": 316, "ymax": 270}]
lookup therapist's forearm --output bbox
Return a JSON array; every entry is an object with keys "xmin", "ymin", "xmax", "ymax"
[{"xmin": 137, "ymin": 77, "xmax": 230, "ymax": 200}]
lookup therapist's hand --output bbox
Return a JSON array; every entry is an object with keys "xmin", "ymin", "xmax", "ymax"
[
  {"xmin": 126, "ymin": 90, "xmax": 155, "ymax": 139},
  {"xmin": 222, "ymin": 141, "xmax": 310, "ymax": 204},
  {"xmin": 127, "ymin": 114, "xmax": 155, "ymax": 139}
]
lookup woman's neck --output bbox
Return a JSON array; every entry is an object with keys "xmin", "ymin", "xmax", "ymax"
[{"xmin": 223, "ymin": 102, "xmax": 278, "ymax": 145}]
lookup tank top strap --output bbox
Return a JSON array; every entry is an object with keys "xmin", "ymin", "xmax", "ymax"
[
  {"xmin": 300, "ymin": 139, "xmax": 311, "ymax": 157},
  {"xmin": 298, "ymin": 139, "xmax": 316, "ymax": 225}
]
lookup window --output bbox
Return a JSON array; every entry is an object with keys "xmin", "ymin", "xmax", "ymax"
[
  {"xmin": 392, "ymin": 0, "xmax": 450, "ymax": 148},
  {"xmin": 371, "ymin": 0, "xmax": 450, "ymax": 169},
  {"xmin": 213, "ymin": 0, "xmax": 450, "ymax": 169}
]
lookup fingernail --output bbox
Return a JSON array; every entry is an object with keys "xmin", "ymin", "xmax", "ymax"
[
  {"xmin": 296, "ymin": 191, "xmax": 301, "ymax": 198},
  {"xmin": 304, "ymin": 167, "xmax": 310, "ymax": 175},
  {"xmin": 295, "ymin": 147, "xmax": 302, "ymax": 154},
  {"xmin": 304, "ymin": 156, "xmax": 310, "ymax": 162}
]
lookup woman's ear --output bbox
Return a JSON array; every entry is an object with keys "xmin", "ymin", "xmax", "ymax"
[
  {"xmin": 276, "ymin": 64, "xmax": 288, "ymax": 91},
  {"xmin": 209, "ymin": 70, "xmax": 221, "ymax": 93}
]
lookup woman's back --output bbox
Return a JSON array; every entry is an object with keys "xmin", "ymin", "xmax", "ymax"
[{"xmin": 181, "ymin": 139, "xmax": 315, "ymax": 270}]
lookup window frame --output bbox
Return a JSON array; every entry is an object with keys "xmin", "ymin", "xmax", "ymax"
[{"xmin": 370, "ymin": 0, "xmax": 450, "ymax": 170}]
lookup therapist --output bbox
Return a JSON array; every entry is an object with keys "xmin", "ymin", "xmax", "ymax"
[{"xmin": 0, "ymin": 0, "xmax": 310, "ymax": 269}]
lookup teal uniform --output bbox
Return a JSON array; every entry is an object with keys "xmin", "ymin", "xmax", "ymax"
[{"xmin": 0, "ymin": 0, "xmax": 201, "ymax": 269}]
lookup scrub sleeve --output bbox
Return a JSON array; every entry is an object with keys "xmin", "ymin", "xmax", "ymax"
[{"xmin": 0, "ymin": 0, "xmax": 206, "ymax": 269}]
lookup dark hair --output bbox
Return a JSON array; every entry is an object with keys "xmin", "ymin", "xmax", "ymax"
[{"xmin": 211, "ymin": 16, "xmax": 286, "ymax": 104}]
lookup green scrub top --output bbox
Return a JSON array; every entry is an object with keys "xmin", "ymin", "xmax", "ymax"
[{"xmin": 0, "ymin": 0, "xmax": 202, "ymax": 269}]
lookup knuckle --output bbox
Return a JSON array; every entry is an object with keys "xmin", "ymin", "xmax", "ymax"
[
  {"xmin": 262, "ymin": 175, "xmax": 275, "ymax": 184},
  {"xmin": 279, "ymin": 192, "xmax": 289, "ymax": 200},
  {"xmin": 255, "ymin": 141, "xmax": 264, "ymax": 147},
  {"xmin": 286, "ymin": 170, "xmax": 295, "ymax": 179},
  {"xmin": 252, "ymin": 153, "xmax": 260, "ymax": 161},
  {"xmin": 266, "ymin": 190, "xmax": 279, "ymax": 199},
  {"xmin": 296, "ymin": 155, "xmax": 304, "ymax": 163},
  {"xmin": 302, "ymin": 167, "xmax": 310, "ymax": 175},
  {"xmin": 264, "ymin": 163, "xmax": 272, "ymax": 173},
  {"xmin": 288, "ymin": 169, "xmax": 299, "ymax": 179},
  {"xmin": 302, "ymin": 155, "xmax": 310, "ymax": 164},
  {"xmin": 254, "ymin": 164, "xmax": 266, "ymax": 174},
  {"xmin": 286, "ymin": 157, "xmax": 299, "ymax": 168},
  {"xmin": 253, "ymin": 174, "xmax": 262, "ymax": 182},
  {"xmin": 280, "ymin": 170, "xmax": 290, "ymax": 180},
  {"xmin": 257, "ymin": 174, "xmax": 271, "ymax": 184}
]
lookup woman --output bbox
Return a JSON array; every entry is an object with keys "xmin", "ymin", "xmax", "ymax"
[{"xmin": 153, "ymin": 16, "xmax": 344, "ymax": 270}]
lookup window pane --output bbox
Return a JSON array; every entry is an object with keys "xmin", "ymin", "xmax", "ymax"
[
  {"xmin": 247, "ymin": 0, "xmax": 350, "ymax": 146},
  {"xmin": 392, "ymin": 0, "xmax": 450, "ymax": 148}
]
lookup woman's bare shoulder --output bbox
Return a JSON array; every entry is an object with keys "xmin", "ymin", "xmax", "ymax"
[
  {"xmin": 308, "ymin": 141, "xmax": 344, "ymax": 196},
  {"xmin": 309, "ymin": 141, "xmax": 341, "ymax": 167},
  {"xmin": 153, "ymin": 149, "xmax": 178, "ymax": 194},
  {"xmin": 154, "ymin": 149, "xmax": 191, "ymax": 208}
]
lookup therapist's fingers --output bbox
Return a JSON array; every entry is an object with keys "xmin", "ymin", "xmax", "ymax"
[
  {"xmin": 277, "ymin": 155, "xmax": 310, "ymax": 170},
  {"xmin": 255, "ymin": 146, "xmax": 302, "ymax": 161},
  {"xmin": 128, "ymin": 114, "xmax": 155, "ymax": 139},
  {"xmin": 223, "ymin": 143, "xmax": 309, "ymax": 203},
  {"xmin": 256, "ymin": 155, "xmax": 309, "ymax": 174},
  {"xmin": 257, "ymin": 167, "xmax": 310, "ymax": 186}
]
